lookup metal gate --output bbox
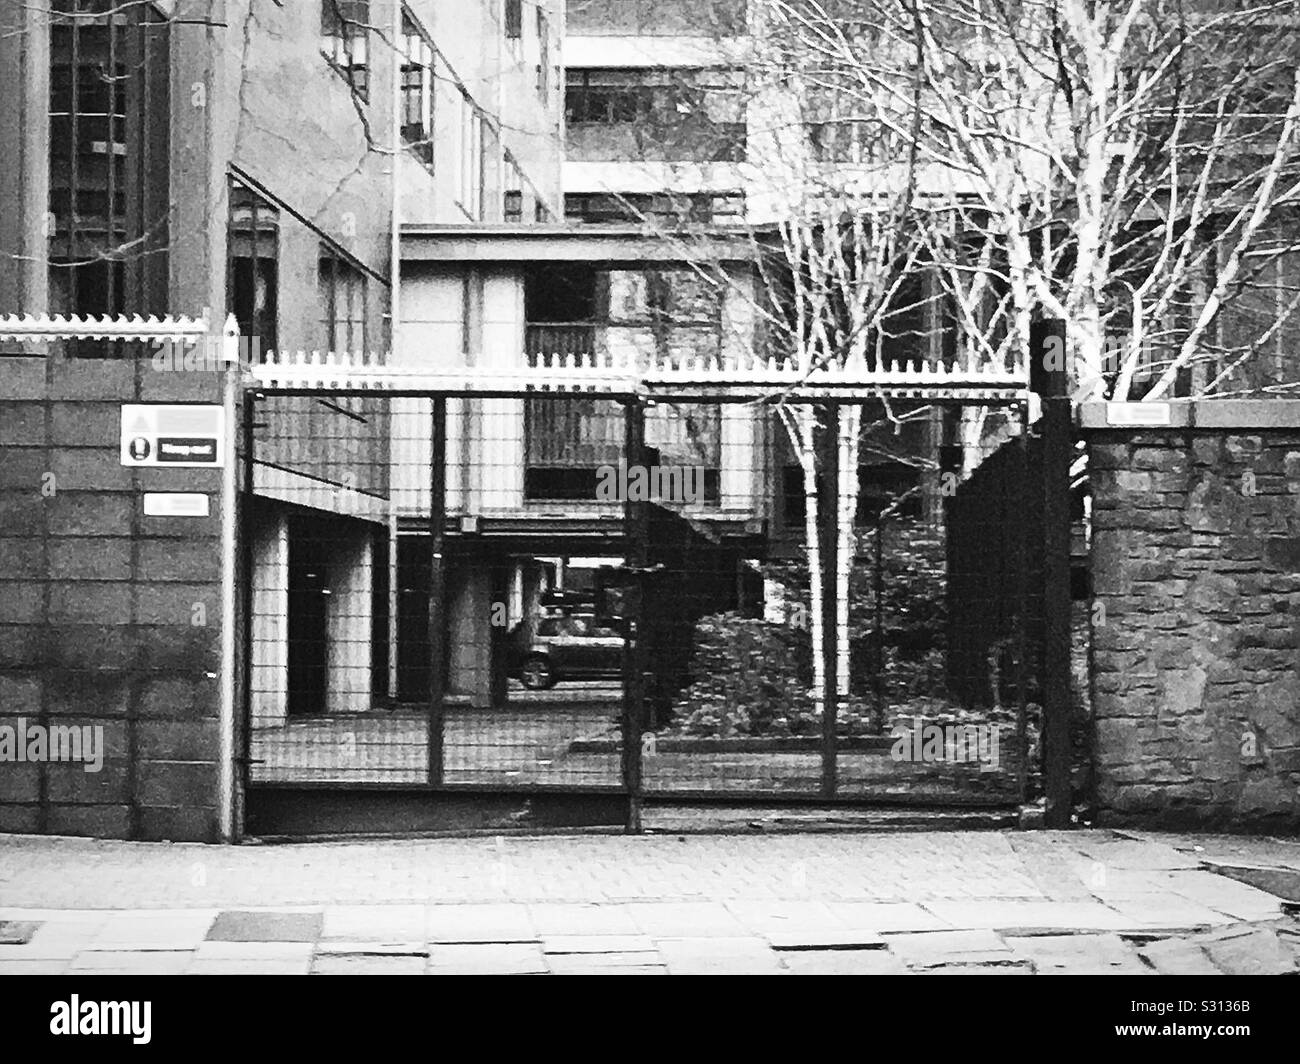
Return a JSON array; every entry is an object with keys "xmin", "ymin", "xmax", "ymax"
[{"xmin": 237, "ymin": 357, "xmax": 1068, "ymax": 836}]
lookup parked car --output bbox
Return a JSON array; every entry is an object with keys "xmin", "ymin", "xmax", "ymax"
[{"xmin": 509, "ymin": 613, "xmax": 624, "ymax": 689}]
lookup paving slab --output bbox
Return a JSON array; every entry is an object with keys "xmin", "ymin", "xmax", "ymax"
[
  {"xmin": 1091, "ymin": 893, "xmax": 1234, "ymax": 930},
  {"xmin": 0, "ymin": 960, "xmax": 69, "ymax": 975},
  {"xmin": 1164, "ymin": 870, "xmax": 1284, "ymax": 921},
  {"xmin": 0, "ymin": 921, "xmax": 41, "ymax": 945},
  {"xmin": 527, "ymin": 904, "xmax": 641, "ymax": 937},
  {"xmin": 887, "ymin": 929, "xmax": 1014, "ymax": 969},
  {"xmin": 1196, "ymin": 925, "xmax": 1297, "ymax": 976},
  {"xmin": 546, "ymin": 951, "xmax": 663, "ymax": 972},
  {"xmin": 781, "ymin": 949, "xmax": 908, "ymax": 975},
  {"xmin": 193, "ymin": 941, "xmax": 315, "ymax": 962},
  {"xmin": 320, "ymin": 905, "xmax": 427, "ymax": 942},
  {"xmin": 0, "ymin": 918, "xmax": 110, "ymax": 960},
  {"xmin": 88, "ymin": 910, "xmax": 217, "ymax": 951},
  {"xmin": 922, "ymin": 899, "xmax": 1131, "ymax": 932},
  {"xmin": 921, "ymin": 962, "xmax": 1033, "ymax": 974},
  {"xmin": 1073, "ymin": 836, "xmax": 1202, "ymax": 871},
  {"xmin": 627, "ymin": 902, "xmax": 749, "ymax": 938},
  {"xmin": 1136, "ymin": 937, "xmax": 1223, "ymax": 975},
  {"xmin": 426, "ymin": 904, "xmax": 537, "ymax": 944},
  {"xmin": 1004, "ymin": 933, "xmax": 1149, "ymax": 975},
  {"xmin": 314, "ymin": 941, "xmax": 427, "ymax": 956},
  {"xmin": 823, "ymin": 901, "xmax": 949, "ymax": 933},
  {"xmin": 312, "ymin": 954, "xmax": 427, "ymax": 975},
  {"xmin": 427, "ymin": 942, "xmax": 547, "ymax": 974},
  {"xmin": 186, "ymin": 959, "xmax": 312, "ymax": 975},
  {"xmin": 68, "ymin": 949, "xmax": 192, "ymax": 975},
  {"xmin": 657, "ymin": 936, "xmax": 787, "ymax": 974},
  {"xmin": 540, "ymin": 934, "xmax": 656, "ymax": 954},
  {"xmin": 206, "ymin": 910, "xmax": 322, "ymax": 943},
  {"xmin": 765, "ymin": 929, "xmax": 886, "ymax": 950},
  {"xmin": 720, "ymin": 900, "xmax": 847, "ymax": 936}
]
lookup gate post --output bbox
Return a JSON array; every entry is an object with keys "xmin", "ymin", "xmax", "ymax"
[
  {"xmin": 622, "ymin": 398, "xmax": 648, "ymax": 832},
  {"xmin": 818, "ymin": 403, "xmax": 839, "ymax": 798},
  {"xmin": 427, "ymin": 396, "xmax": 447, "ymax": 786},
  {"xmin": 1032, "ymin": 319, "xmax": 1073, "ymax": 828}
]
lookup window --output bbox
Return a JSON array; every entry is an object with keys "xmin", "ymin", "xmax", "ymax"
[
  {"xmin": 566, "ymin": 70, "xmax": 641, "ymax": 124},
  {"xmin": 319, "ymin": 246, "xmax": 367, "ymax": 353},
  {"xmin": 806, "ymin": 83, "xmax": 877, "ymax": 163},
  {"xmin": 565, "ymin": 68, "xmax": 747, "ymax": 162},
  {"xmin": 321, "ymin": 0, "xmax": 369, "ymax": 101},
  {"xmin": 504, "ymin": 0, "xmax": 522, "ymax": 39},
  {"xmin": 565, "ymin": 0, "xmax": 746, "ymax": 36},
  {"xmin": 536, "ymin": 10, "xmax": 550, "ymax": 99},
  {"xmin": 564, "ymin": 192, "xmax": 743, "ymax": 225},
  {"xmin": 400, "ymin": 9, "xmax": 434, "ymax": 168},
  {"xmin": 48, "ymin": 0, "xmax": 171, "ymax": 326},
  {"xmin": 457, "ymin": 93, "xmax": 485, "ymax": 219},
  {"xmin": 227, "ymin": 177, "xmax": 280, "ymax": 356},
  {"xmin": 503, "ymin": 154, "xmax": 524, "ymax": 222}
]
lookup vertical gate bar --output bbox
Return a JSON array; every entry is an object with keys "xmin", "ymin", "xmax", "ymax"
[
  {"xmin": 1015, "ymin": 400, "xmax": 1030, "ymax": 804},
  {"xmin": 1042, "ymin": 392, "xmax": 1073, "ymax": 826},
  {"xmin": 238, "ymin": 391, "xmax": 258, "ymax": 830},
  {"xmin": 622, "ymin": 398, "xmax": 647, "ymax": 832},
  {"xmin": 1030, "ymin": 318, "xmax": 1073, "ymax": 826},
  {"xmin": 427, "ymin": 396, "xmax": 447, "ymax": 786},
  {"xmin": 819, "ymin": 402, "xmax": 839, "ymax": 798}
]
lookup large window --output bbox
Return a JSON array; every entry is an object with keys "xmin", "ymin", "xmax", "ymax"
[
  {"xmin": 565, "ymin": 68, "xmax": 746, "ymax": 162},
  {"xmin": 565, "ymin": 0, "xmax": 746, "ymax": 36},
  {"xmin": 227, "ymin": 176, "xmax": 280, "ymax": 356},
  {"xmin": 48, "ymin": 0, "xmax": 171, "ymax": 326},
  {"xmin": 400, "ymin": 9, "xmax": 434, "ymax": 168},
  {"xmin": 319, "ymin": 246, "xmax": 367, "ymax": 353},
  {"xmin": 321, "ymin": 0, "xmax": 369, "ymax": 101}
]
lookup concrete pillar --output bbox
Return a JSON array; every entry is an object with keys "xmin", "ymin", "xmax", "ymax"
[
  {"xmin": 721, "ymin": 268, "xmax": 759, "ymax": 512},
  {"xmin": 478, "ymin": 268, "xmax": 526, "ymax": 512},
  {"xmin": 324, "ymin": 528, "xmax": 374, "ymax": 714},
  {"xmin": 0, "ymin": 2, "xmax": 49, "ymax": 316},
  {"xmin": 250, "ymin": 510, "xmax": 289, "ymax": 727},
  {"xmin": 448, "ymin": 563, "xmax": 492, "ymax": 705}
]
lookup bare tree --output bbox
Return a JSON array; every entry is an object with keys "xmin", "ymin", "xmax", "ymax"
[{"xmin": 886, "ymin": 0, "xmax": 1300, "ymax": 401}]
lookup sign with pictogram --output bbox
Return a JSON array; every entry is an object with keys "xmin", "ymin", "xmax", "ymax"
[{"xmin": 120, "ymin": 405, "xmax": 225, "ymax": 467}]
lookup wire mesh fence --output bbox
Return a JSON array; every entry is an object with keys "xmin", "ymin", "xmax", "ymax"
[{"xmin": 243, "ymin": 385, "xmax": 1043, "ymax": 807}]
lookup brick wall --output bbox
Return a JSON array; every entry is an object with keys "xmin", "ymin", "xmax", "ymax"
[
  {"xmin": 0, "ymin": 356, "xmax": 226, "ymax": 841},
  {"xmin": 1084, "ymin": 401, "xmax": 1300, "ymax": 830}
]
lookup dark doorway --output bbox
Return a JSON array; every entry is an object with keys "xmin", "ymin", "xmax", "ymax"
[{"xmin": 287, "ymin": 519, "xmax": 330, "ymax": 716}]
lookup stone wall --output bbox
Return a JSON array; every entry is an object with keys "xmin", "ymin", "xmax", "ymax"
[
  {"xmin": 1083, "ymin": 401, "xmax": 1300, "ymax": 830},
  {"xmin": 0, "ymin": 358, "xmax": 226, "ymax": 841}
]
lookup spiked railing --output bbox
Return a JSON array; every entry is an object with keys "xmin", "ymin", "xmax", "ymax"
[
  {"xmin": 249, "ymin": 345, "xmax": 1030, "ymax": 400},
  {"xmin": 0, "ymin": 312, "xmax": 211, "ymax": 343}
]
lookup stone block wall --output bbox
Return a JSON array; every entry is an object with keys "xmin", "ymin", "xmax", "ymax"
[
  {"xmin": 1083, "ymin": 401, "xmax": 1300, "ymax": 830},
  {"xmin": 0, "ymin": 357, "xmax": 226, "ymax": 841}
]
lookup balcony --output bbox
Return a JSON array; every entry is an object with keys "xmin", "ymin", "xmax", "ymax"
[{"xmin": 524, "ymin": 323, "xmax": 722, "ymax": 503}]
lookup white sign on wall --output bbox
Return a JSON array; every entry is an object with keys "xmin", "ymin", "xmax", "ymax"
[
  {"xmin": 121, "ymin": 405, "xmax": 225, "ymax": 468},
  {"xmin": 142, "ymin": 493, "xmax": 211, "ymax": 517}
]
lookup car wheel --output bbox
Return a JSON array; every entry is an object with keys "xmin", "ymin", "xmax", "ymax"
[{"xmin": 520, "ymin": 654, "xmax": 556, "ymax": 690}]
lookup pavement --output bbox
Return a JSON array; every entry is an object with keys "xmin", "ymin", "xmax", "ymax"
[{"xmin": 0, "ymin": 828, "xmax": 1298, "ymax": 974}]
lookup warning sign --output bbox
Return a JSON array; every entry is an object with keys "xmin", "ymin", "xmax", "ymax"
[{"xmin": 121, "ymin": 405, "xmax": 225, "ymax": 468}]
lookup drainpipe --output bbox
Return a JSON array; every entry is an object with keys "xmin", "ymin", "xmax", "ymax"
[
  {"xmin": 219, "ymin": 314, "xmax": 239, "ymax": 841},
  {"xmin": 389, "ymin": 0, "xmax": 402, "ymax": 701}
]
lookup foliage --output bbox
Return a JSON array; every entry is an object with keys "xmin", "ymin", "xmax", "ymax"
[{"xmin": 670, "ymin": 520, "xmax": 953, "ymax": 736}]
